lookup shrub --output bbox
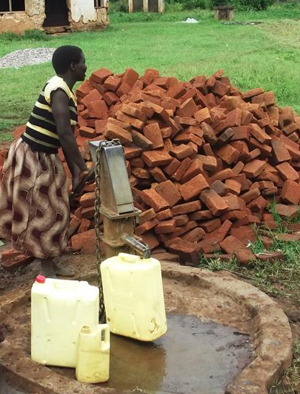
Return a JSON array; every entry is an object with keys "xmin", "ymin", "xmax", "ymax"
[{"xmin": 236, "ymin": 0, "xmax": 275, "ymax": 10}]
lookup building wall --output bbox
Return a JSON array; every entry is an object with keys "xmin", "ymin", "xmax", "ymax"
[{"xmin": 0, "ymin": 0, "xmax": 108, "ymax": 34}]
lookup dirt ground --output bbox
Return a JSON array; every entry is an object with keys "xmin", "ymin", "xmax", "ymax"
[{"xmin": 0, "ymin": 240, "xmax": 299, "ymax": 393}]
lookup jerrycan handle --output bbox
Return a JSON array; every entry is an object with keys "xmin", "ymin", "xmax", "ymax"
[{"xmin": 119, "ymin": 253, "xmax": 140, "ymax": 263}]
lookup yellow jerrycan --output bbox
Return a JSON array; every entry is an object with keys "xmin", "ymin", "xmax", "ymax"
[
  {"xmin": 76, "ymin": 324, "xmax": 110, "ymax": 383},
  {"xmin": 31, "ymin": 275, "xmax": 99, "ymax": 367},
  {"xmin": 100, "ymin": 252, "xmax": 167, "ymax": 341}
]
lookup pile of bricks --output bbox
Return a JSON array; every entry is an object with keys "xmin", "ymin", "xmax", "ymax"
[{"xmin": 2, "ymin": 67, "xmax": 300, "ymax": 268}]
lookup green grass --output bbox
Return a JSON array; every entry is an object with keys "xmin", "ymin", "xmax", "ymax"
[{"xmin": 1, "ymin": 4, "xmax": 300, "ymax": 140}]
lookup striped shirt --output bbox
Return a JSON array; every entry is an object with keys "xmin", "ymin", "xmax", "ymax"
[{"xmin": 22, "ymin": 76, "xmax": 77, "ymax": 154}]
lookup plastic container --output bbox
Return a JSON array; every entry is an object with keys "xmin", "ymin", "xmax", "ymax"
[
  {"xmin": 100, "ymin": 253, "xmax": 167, "ymax": 341},
  {"xmin": 76, "ymin": 324, "xmax": 110, "ymax": 383},
  {"xmin": 31, "ymin": 276, "xmax": 99, "ymax": 367}
]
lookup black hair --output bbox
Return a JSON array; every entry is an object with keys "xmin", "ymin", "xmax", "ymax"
[{"xmin": 52, "ymin": 45, "xmax": 83, "ymax": 74}]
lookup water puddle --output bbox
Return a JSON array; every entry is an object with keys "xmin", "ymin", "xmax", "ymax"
[{"xmin": 54, "ymin": 313, "xmax": 253, "ymax": 394}]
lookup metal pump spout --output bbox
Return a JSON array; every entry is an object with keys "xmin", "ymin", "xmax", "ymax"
[{"xmin": 121, "ymin": 234, "xmax": 151, "ymax": 259}]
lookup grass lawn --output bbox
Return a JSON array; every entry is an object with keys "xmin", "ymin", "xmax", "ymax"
[
  {"xmin": 1, "ymin": 4, "xmax": 300, "ymax": 139},
  {"xmin": 1, "ymin": 4, "xmax": 300, "ymax": 392}
]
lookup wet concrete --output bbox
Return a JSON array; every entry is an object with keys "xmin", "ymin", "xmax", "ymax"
[{"xmin": 53, "ymin": 313, "xmax": 252, "ymax": 394}]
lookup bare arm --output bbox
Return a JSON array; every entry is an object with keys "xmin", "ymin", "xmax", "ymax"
[{"xmin": 51, "ymin": 89, "xmax": 87, "ymax": 177}]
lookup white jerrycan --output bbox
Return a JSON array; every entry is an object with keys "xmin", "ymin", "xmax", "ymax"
[
  {"xmin": 76, "ymin": 324, "xmax": 110, "ymax": 383},
  {"xmin": 100, "ymin": 253, "xmax": 167, "ymax": 341},
  {"xmin": 31, "ymin": 275, "xmax": 99, "ymax": 367}
]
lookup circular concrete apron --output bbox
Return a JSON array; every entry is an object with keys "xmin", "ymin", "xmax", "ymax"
[{"xmin": 0, "ymin": 256, "xmax": 293, "ymax": 394}]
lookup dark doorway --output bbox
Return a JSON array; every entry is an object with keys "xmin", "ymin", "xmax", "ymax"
[
  {"xmin": 43, "ymin": 0, "xmax": 69, "ymax": 27},
  {"xmin": 148, "ymin": 0, "xmax": 158, "ymax": 12},
  {"xmin": 132, "ymin": 0, "xmax": 143, "ymax": 12}
]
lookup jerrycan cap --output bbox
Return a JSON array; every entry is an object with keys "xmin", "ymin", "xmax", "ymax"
[{"xmin": 35, "ymin": 275, "xmax": 46, "ymax": 284}]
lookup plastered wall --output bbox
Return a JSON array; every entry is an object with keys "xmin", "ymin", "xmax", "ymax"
[{"xmin": 0, "ymin": 0, "xmax": 108, "ymax": 34}]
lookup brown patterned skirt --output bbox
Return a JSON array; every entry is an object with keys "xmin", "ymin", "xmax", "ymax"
[{"xmin": 0, "ymin": 138, "xmax": 69, "ymax": 259}]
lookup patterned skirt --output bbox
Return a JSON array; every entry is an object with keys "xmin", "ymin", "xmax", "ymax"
[{"xmin": 0, "ymin": 138, "xmax": 69, "ymax": 259}]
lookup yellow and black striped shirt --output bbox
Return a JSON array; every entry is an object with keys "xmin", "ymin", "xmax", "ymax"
[{"xmin": 22, "ymin": 76, "xmax": 77, "ymax": 154}]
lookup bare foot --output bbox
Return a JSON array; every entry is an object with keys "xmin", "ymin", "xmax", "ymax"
[
  {"xmin": 53, "ymin": 262, "xmax": 74, "ymax": 277},
  {"xmin": 40, "ymin": 259, "xmax": 57, "ymax": 279}
]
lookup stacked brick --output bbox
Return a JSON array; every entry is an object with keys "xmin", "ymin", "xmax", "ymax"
[{"xmin": 2, "ymin": 67, "xmax": 300, "ymax": 267}]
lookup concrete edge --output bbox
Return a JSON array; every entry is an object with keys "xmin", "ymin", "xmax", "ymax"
[
  {"xmin": 0, "ymin": 261, "xmax": 293, "ymax": 394},
  {"xmin": 161, "ymin": 262, "xmax": 293, "ymax": 394}
]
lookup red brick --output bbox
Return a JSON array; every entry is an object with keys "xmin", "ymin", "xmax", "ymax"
[
  {"xmin": 87, "ymin": 99, "xmax": 108, "ymax": 119},
  {"xmin": 201, "ymin": 122, "xmax": 217, "ymax": 145},
  {"xmin": 167, "ymin": 83, "xmax": 187, "ymax": 99},
  {"xmin": 140, "ymin": 231, "xmax": 160, "ymax": 250},
  {"xmin": 216, "ymin": 144, "xmax": 240, "ymax": 165},
  {"xmin": 179, "ymin": 174, "xmax": 209, "ymax": 201},
  {"xmin": 78, "ymin": 218, "xmax": 91, "ymax": 233},
  {"xmin": 139, "ymin": 208, "xmax": 156, "ymax": 225},
  {"xmin": 71, "ymin": 229, "xmax": 96, "ymax": 254},
  {"xmin": 136, "ymin": 218, "xmax": 159, "ymax": 235},
  {"xmin": 122, "ymin": 68, "xmax": 139, "ymax": 87},
  {"xmin": 76, "ymin": 80, "xmax": 94, "ymax": 98},
  {"xmin": 196, "ymin": 239, "xmax": 221, "ymax": 254},
  {"xmin": 211, "ymin": 80, "xmax": 230, "ymax": 97},
  {"xmin": 177, "ymin": 98, "xmax": 198, "ymax": 117},
  {"xmin": 197, "ymin": 155, "xmax": 217, "ymax": 171},
  {"xmin": 131, "ymin": 167, "xmax": 151, "ymax": 179},
  {"xmin": 174, "ymin": 215, "xmax": 189, "ymax": 226},
  {"xmin": 81, "ymin": 206, "xmax": 95, "ymax": 219},
  {"xmin": 170, "ymin": 157, "xmax": 192, "ymax": 182},
  {"xmin": 143, "ymin": 123, "xmax": 164, "ymax": 149},
  {"xmin": 79, "ymin": 126, "xmax": 97, "ymax": 139},
  {"xmin": 226, "ymin": 108, "xmax": 243, "ymax": 127},
  {"xmin": 140, "ymin": 188, "xmax": 170, "ymax": 212},
  {"xmin": 210, "ymin": 180, "xmax": 229, "ymax": 196},
  {"xmin": 150, "ymin": 167, "xmax": 167, "ymax": 182},
  {"xmin": 189, "ymin": 210, "xmax": 213, "ymax": 221},
  {"xmin": 276, "ymin": 162, "xmax": 299, "ymax": 181},
  {"xmin": 131, "ymin": 130, "xmax": 153, "ymax": 150},
  {"xmin": 182, "ymin": 227, "xmax": 205, "ymax": 243},
  {"xmin": 116, "ymin": 111, "xmax": 144, "ymax": 130},
  {"xmin": 103, "ymin": 75, "xmax": 121, "ymax": 92},
  {"xmin": 209, "ymin": 169, "xmax": 234, "ymax": 183},
  {"xmin": 168, "ymin": 239, "xmax": 199, "ymax": 266},
  {"xmin": 280, "ymin": 180, "xmax": 300, "ymax": 204},
  {"xmin": 163, "ymin": 158, "xmax": 181, "ymax": 176},
  {"xmin": 243, "ymin": 87, "xmax": 264, "ymax": 100},
  {"xmin": 204, "ymin": 219, "xmax": 232, "ymax": 243},
  {"xmin": 230, "ymin": 226, "xmax": 257, "ymax": 245},
  {"xmin": 81, "ymin": 89, "xmax": 103, "ymax": 107},
  {"xmin": 171, "ymin": 201, "xmax": 201, "ymax": 215},
  {"xmin": 91, "ymin": 68, "xmax": 113, "ymax": 84},
  {"xmin": 200, "ymin": 189, "xmax": 229, "ymax": 216},
  {"xmin": 124, "ymin": 146, "xmax": 142, "ymax": 159},
  {"xmin": 116, "ymin": 82, "xmax": 132, "ymax": 97},
  {"xmin": 243, "ymin": 160, "xmax": 266, "ymax": 178},
  {"xmin": 142, "ymin": 151, "xmax": 173, "ymax": 168},
  {"xmin": 247, "ymin": 196, "xmax": 268, "ymax": 213},
  {"xmin": 103, "ymin": 91, "xmax": 120, "ymax": 106},
  {"xmin": 80, "ymin": 192, "xmax": 95, "ymax": 208},
  {"xmin": 194, "ymin": 108, "xmax": 212, "ymax": 124},
  {"xmin": 154, "ymin": 219, "xmax": 176, "ymax": 234},
  {"xmin": 105, "ymin": 122, "xmax": 132, "ymax": 145},
  {"xmin": 199, "ymin": 218, "xmax": 222, "ymax": 233},
  {"xmin": 223, "ymin": 194, "xmax": 241, "ymax": 211},
  {"xmin": 68, "ymin": 216, "xmax": 81, "ymax": 237},
  {"xmin": 249, "ymin": 124, "xmax": 272, "ymax": 144},
  {"xmin": 220, "ymin": 236, "xmax": 254, "ymax": 265},
  {"xmin": 241, "ymin": 188, "xmax": 260, "ymax": 204},
  {"xmin": 155, "ymin": 180, "xmax": 182, "ymax": 207},
  {"xmin": 181, "ymin": 159, "xmax": 203, "ymax": 183},
  {"xmin": 170, "ymin": 144, "xmax": 193, "ymax": 160},
  {"xmin": 276, "ymin": 204, "xmax": 299, "ymax": 220},
  {"xmin": 121, "ymin": 103, "xmax": 147, "ymax": 122},
  {"xmin": 225, "ymin": 179, "xmax": 241, "ymax": 195},
  {"xmin": 271, "ymin": 139, "xmax": 292, "ymax": 163},
  {"xmin": 1, "ymin": 251, "xmax": 34, "ymax": 273},
  {"xmin": 221, "ymin": 210, "xmax": 248, "ymax": 222},
  {"xmin": 156, "ymin": 208, "xmax": 173, "ymax": 221}
]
